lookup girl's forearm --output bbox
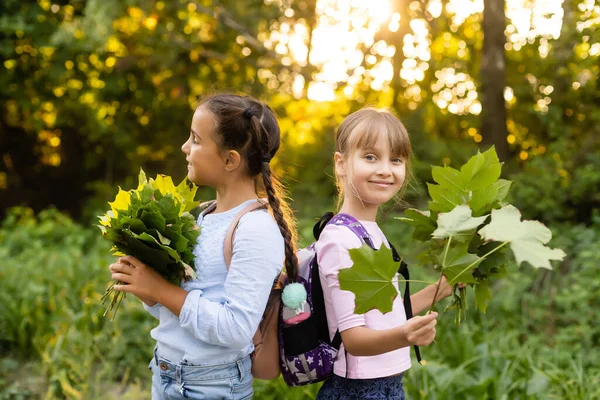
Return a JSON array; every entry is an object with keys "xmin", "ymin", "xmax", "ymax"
[
  {"xmin": 340, "ymin": 325, "xmax": 409, "ymax": 357},
  {"xmin": 154, "ymin": 282, "xmax": 188, "ymax": 317},
  {"xmin": 138, "ymin": 295, "xmax": 157, "ymax": 307},
  {"xmin": 410, "ymin": 283, "xmax": 446, "ymax": 315}
]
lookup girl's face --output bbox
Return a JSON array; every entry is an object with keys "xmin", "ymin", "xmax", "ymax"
[
  {"xmin": 337, "ymin": 134, "xmax": 406, "ymax": 207},
  {"xmin": 181, "ymin": 107, "xmax": 227, "ymax": 187}
]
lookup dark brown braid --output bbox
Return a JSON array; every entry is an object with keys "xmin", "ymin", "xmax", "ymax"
[
  {"xmin": 261, "ymin": 164, "xmax": 299, "ymax": 282},
  {"xmin": 200, "ymin": 94, "xmax": 299, "ymax": 282}
]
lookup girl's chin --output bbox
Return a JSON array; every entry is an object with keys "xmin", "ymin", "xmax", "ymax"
[
  {"xmin": 186, "ymin": 171, "xmax": 198, "ymax": 184},
  {"xmin": 186, "ymin": 173, "xmax": 205, "ymax": 187},
  {"xmin": 362, "ymin": 195, "xmax": 395, "ymax": 206},
  {"xmin": 343, "ymin": 196, "xmax": 390, "ymax": 211}
]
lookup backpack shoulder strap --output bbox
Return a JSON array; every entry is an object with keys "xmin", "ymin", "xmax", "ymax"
[
  {"xmin": 190, "ymin": 200, "xmax": 217, "ymax": 219},
  {"xmin": 388, "ymin": 241, "xmax": 422, "ymax": 364},
  {"xmin": 326, "ymin": 213, "xmax": 376, "ymax": 249},
  {"xmin": 223, "ymin": 199, "xmax": 268, "ymax": 269},
  {"xmin": 311, "ymin": 212, "xmax": 376, "ymax": 352},
  {"xmin": 316, "ymin": 214, "xmax": 423, "ymax": 362},
  {"xmin": 313, "ymin": 212, "xmax": 334, "ymax": 240}
]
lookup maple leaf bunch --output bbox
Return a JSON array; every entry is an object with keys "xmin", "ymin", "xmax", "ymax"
[
  {"xmin": 399, "ymin": 147, "xmax": 566, "ymax": 323},
  {"xmin": 337, "ymin": 147, "xmax": 566, "ymax": 325},
  {"xmin": 97, "ymin": 169, "xmax": 201, "ymax": 319}
]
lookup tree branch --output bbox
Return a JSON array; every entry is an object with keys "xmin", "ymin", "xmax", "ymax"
[{"xmin": 192, "ymin": 0, "xmax": 280, "ymax": 61}]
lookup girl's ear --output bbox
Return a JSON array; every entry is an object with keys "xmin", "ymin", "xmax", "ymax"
[
  {"xmin": 223, "ymin": 150, "xmax": 242, "ymax": 172},
  {"xmin": 334, "ymin": 152, "xmax": 346, "ymax": 177}
]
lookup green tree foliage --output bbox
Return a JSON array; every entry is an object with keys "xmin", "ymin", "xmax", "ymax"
[
  {"xmin": 1, "ymin": 0, "xmax": 598, "ymax": 224},
  {"xmin": 0, "ymin": 1, "xmax": 599, "ymax": 396},
  {"xmin": 0, "ymin": 0, "xmax": 286, "ymax": 217}
]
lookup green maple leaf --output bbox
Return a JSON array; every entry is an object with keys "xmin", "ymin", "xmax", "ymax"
[
  {"xmin": 140, "ymin": 209, "xmax": 166, "ymax": 232},
  {"xmin": 440, "ymin": 243, "xmax": 480, "ymax": 285},
  {"xmin": 492, "ymin": 179, "xmax": 512, "ymax": 203},
  {"xmin": 137, "ymin": 184, "xmax": 155, "ymax": 204},
  {"xmin": 137, "ymin": 168, "xmax": 147, "ymax": 189},
  {"xmin": 432, "ymin": 204, "xmax": 488, "ymax": 242},
  {"xmin": 427, "ymin": 182, "xmax": 464, "ymax": 212},
  {"xmin": 460, "ymin": 147, "xmax": 502, "ymax": 190},
  {"xmin": 474, "ymin": 241, "xmax": 510, "ymax": 280},
  {"xmin": 144, "ymin": 229, "xmax": 171, "ymax": 246},
  {"xmin": 431, "ymin": 164, "xmax": 466, "ymax": 192},
  {"xmin": 396, "ymin": 208, "xmax": 436, "ymax": 241},
  {"xmin": 478, "ymin": 205, "xmax": 566, "ymax": 269},
  {"xmin": 110, "ymin": 230, "xmax": 174, "ymax": 276},
  {"xmin": 164, "ymin": 223, "xmax": 190, "ymax": 253},
  {"xmin": 474, "ymin": 281, "xmax": 492, "ymax": 313},
  {"xmin": 470, "ymin": 179, "xmax": 512, "ymax": 216},
  {"xmin": 176, "ymin": 177, "xmax": 200, "ymax": 213},
  {"xmin": 180, "ymin": 212, "xmax": 200, "ymax": 243},
  {"xmin": 125, "ymin": 217, "xmax": 147, "ymax": 234},
  {"xmin": 156, "ymin": 195, "xmax": 181, "ymax": 223},
  {"xmin": 181, "ymin": 249, "xmax": 196, "ymax": 266},
  {"xmin": 428, "ymin": 147, "xmax": 507, "ymax": 214},
  {"xmin": 339, "ymin": 244, "xmax": 400, "ymax": 314}
]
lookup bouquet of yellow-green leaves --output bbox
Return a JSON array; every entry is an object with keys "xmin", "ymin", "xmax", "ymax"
[{"xmin": 98, "ymin": 169, "xmax": 201, "ymax": 318}]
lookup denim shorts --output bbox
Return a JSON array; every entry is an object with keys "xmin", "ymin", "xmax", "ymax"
[
  {"xmin": 316, "ymin": 373, "xmax": 405, "ymax": 400},
  {"xmin": 149, "ymin": 348, "xmax": 253, "ymax": 400}
]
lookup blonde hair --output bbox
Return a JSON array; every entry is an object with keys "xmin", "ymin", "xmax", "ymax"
[{"xmin": 334, "ymin": 107, "xmax": 413, "ymax": 208}]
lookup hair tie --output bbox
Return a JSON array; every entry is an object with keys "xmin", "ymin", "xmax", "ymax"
[
  {"xmin": 242, "ymin": 108, "xmax": 254, "ymax": 120},
  {"xmin": 262, "ymin": 155, "xmax": 272, "ymax": 164}
]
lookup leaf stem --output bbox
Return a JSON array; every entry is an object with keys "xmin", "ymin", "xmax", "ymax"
[
  {"xmin": 428, "ymin": 236, "xmax": 453, "ymax": 314},
  {"xmin": 396, "ymin": 279, "xmax": 440, "ymax": 285},
  {"xmin": 447, "ymin": 241, "xmax": 509, "ymax": 286}
]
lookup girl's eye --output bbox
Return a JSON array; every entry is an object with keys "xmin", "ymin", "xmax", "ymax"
[
  {"xmin": 191, "ymin": 134, "xmax": 198, "ymax": 144},
  {"xmin": 365, "ymin": 155, "xmax": 377, "ymax": 161},
  {"xmin": 392, "ymin": 158, "xmax": 403, "ymax": 163}
]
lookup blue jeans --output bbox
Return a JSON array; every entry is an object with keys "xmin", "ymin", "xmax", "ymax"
[
  {"xmin": 149, "ymin": 348, "xmax": 253, "ymax": 400},
  {"xmin": 316, "ymin": 373, "xmax": 405, "ymax": 400}
]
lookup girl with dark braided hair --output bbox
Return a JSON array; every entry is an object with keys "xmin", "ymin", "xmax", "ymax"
[{"xmin": 108, "ymin": 94, "xmax": 298, "ymax": 399}]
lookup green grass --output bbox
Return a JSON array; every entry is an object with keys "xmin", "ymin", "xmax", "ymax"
[{"xmin": 1, "ymin": 207, "xmax": 599, "ymax": 399}]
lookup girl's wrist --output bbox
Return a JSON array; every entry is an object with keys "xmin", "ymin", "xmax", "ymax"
[
  {"xmin": 152, "ymin": 279, "xmax": 174, "ymax": 304},
  {"xmin": 438, "ymin": 277, "xmax": 454, "ymax": 299},
  {"xmin": 431, "ymin": 280, "xmax": 450, "ymax": 302},
  {"xmin": 142, "ymin": 298, "xmax": 158, "ymax": 307},
  {"xmin": 394, "ymin": 325, "xmax": 411, "ymax": 348}
]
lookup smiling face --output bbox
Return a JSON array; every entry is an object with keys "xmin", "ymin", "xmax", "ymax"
[
  {"xmin": 180, "ymin": 106, "xmax": 227, "ymax": 187},
  {"xmin": 339, "ymin": 134, "xmax": 407, "ymax": 207},
  {"xmin": 334, "ymin": 108, "xmax": 412, "ymax": 209}
]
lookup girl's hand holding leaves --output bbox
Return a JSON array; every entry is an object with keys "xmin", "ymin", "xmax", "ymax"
[
  {"xmin": 400, "ymin": 147, "xmax": 566, "ymax": 324},
  {"xmin": 401, "ymin": 312, "xmax": 438, "ymax": 347},
  {"xmin": 98, "ymin": 169, "xmax": 201, "ymax": 319},
  {"xmin": 109, "ymin": 256, "xmax": 167, "ymax": 303}
]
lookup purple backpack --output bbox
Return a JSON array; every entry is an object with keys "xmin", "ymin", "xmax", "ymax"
[{"xmin": 279, "ymin": 213, "xmax": 420, "ymax": 387}]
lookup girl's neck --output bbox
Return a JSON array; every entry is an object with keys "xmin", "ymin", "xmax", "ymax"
[
  {"xmin": 338, "ymin": 195, "xmax": 379, "ymax": 222},
  {"xmin": 214, "ymin": 178, "xmax": 258, "ymax": 213}
]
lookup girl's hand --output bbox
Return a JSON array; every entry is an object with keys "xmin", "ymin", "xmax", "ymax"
[
  {"xmin": 109, "ymin": 256, "xmax": 168, "ymax": 303},
  {"xmin": 437, "ymin": 275, "xmax": 467, "ymax": 300},
  {"xmin": 401, "ymin": 312, "xmax": 438, "ymax": 346}
]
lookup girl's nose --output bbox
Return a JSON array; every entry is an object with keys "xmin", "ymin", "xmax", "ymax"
[{"xmin": 377, "ymin": 161, "xmax": 392, "ymax": 176}]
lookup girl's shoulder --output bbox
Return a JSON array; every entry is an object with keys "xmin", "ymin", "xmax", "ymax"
[
  {"xmin": 316, "ymin": 218, "xmax": 386, "ymax": 252},
  {"xmin": 235, "ymin": 207, "xmax": 283, "ymax": 242},
  {"xmin": 315, "ymin": 223, "xmax": 365, "ymax": 252}
]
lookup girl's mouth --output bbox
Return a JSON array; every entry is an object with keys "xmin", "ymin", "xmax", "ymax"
[{"xmin": 370, "ymin": 181, "xmax": 393, "ymax": 188}]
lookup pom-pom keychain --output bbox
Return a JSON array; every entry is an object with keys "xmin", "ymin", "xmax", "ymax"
[
  {"xmin": 281, "ymin": 283, "xmax": 311, "ymax": 325},
  {"xmin": 282, "ymin": 282, "xmax": 307, "ymax": 312}
]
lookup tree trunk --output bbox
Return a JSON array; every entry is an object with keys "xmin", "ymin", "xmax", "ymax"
[
  {"xmin": 389, "ymin": 0, "xmax": 411, "ymax": 112},
  {"xmin": 481, "ymin": 0, "xmax": 509, "ymax": 161}
]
